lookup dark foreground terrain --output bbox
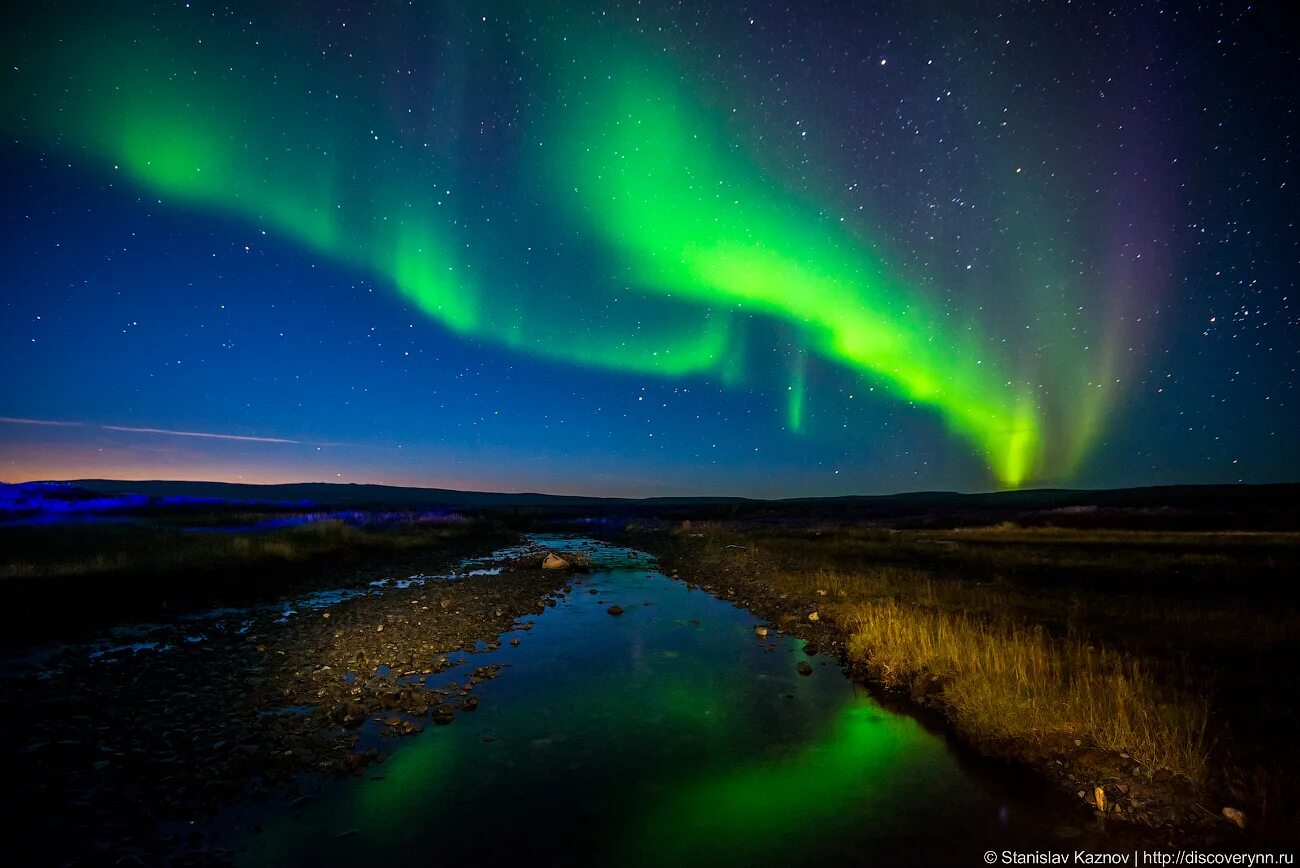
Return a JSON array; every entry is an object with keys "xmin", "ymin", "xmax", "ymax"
[{"xmin": 2, "ymin": 480, "xmax": 1298, "ymax": 863}]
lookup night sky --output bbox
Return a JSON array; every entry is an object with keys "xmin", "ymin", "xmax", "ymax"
[{"xmin": 2, "ymin": 1, "xmax": 1296, "ymax": 497}]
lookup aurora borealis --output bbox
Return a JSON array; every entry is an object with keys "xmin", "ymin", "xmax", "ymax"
[{"xmin": 2, "ymin": 1, "xmax": 1296, "ymax": 495}]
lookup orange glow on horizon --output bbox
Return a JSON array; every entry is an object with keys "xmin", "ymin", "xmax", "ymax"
[{"xmin": 0, "ymin": 439, "xmax": 646, "ymax": 498}]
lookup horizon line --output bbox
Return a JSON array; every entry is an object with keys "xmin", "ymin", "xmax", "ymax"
[{"xmin": 3, "ymin": 475, "xmax": 1295, "ymax": 504}]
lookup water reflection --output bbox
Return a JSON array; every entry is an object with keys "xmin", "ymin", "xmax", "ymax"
[{"xmin": 235, "ymin": 536, "xmax": 1094, "ymax": 866}]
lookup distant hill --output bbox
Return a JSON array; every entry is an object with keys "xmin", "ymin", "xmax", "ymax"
[
  {"xmin": 58, "ymin": 477, "xmax": 1298, "ymax": 507},
  {"xmin": 60, "ymin": 478, "xmax": 750, "ymax": 509},
  {"xmin": 20, "ymin": 478, "xmax": 1296, "ymax": 529}
]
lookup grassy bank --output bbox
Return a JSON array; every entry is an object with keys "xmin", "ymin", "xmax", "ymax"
[
  {"xmin": 616, "ymin": 522, "xmax": 1300, "ymax": 840},
  {"xmin": 0, "ymin": 513, "xmax": 514, "ymax": 647},
  {"xmin": 841, "ymin": 596, "xmax": 1209, "ymax": 781},
  {"xmin": 2, "ymin": 516, "xmax": 474, "ymax": 580}
]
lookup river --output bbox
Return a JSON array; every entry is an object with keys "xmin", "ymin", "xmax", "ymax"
[{"xmin": 222, "ymin": 535, "xmax": 1109, "ymax": 865}]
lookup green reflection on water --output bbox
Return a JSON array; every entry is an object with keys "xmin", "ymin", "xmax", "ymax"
[
  {"xmin": 236, "ymin": 550, "xmax": 1001, "ymax": 867},
  {"xmin": 618, "ymin": 703, "xmax": 953, "ymax": 866}
]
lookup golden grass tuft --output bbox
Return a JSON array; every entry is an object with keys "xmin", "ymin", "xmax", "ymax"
[
  {"xmin": 767, "ymin": 560, "xmax": 1215, "ymax": 784},
  {"xmin": 840, "ymin": 599, "xmax": 1210, "ymax": 784}
]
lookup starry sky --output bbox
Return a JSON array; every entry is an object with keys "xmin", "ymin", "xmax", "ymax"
[{"xmin": 1, "ymin": 1, "xmax": 1296, "ymax": 497}]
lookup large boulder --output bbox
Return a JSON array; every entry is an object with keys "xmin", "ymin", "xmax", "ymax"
[{"xmin": 541, "ymin": 552, "xmax": 571, "ymax": 570}]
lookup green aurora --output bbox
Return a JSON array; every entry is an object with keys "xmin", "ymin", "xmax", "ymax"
[{"xmin": 0, "ymin": 5, "xmax": 1134, "ymax": 486}]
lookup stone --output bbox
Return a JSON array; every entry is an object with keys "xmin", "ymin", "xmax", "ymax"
[
  {"xmin": 340, "ymin": 753, "xmax": 374, "ymax": 775},
  {"xmin": 796, "ymin": 661, "xmax": 813, "ymax": 676},
  {"xmin": 807, "ymin": 611, "xmax": 820, "ymax": 622},
  {"xmin": 542, "ymin": 553, "xmax": 570, "ymax": 570},
  {"xmin": 1221, "ymin": 806, "xmax": 1245, "ymax": 828},
  {"xmin": 340, "ymin": 702, "xmax": 366, "ymax": 728},
  {"xmin": 754, "ymin": 626, "xmax": 769, "ymax": 638},
  {"xmin": 606, "ymin": 605, "xmax": 625, "ymax": 616}
]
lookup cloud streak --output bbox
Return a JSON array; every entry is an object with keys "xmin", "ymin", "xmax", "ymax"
[
  {"xmin": 100, "ymin": 425, "xmax": 300, "ymax": 444},
  {"xmin": 0, "ymin": 417, "xmax": 86, "ymax": 428},
  {"xmin": 2, "ymin": 417, "xmax": 315, "ymax": 445}
]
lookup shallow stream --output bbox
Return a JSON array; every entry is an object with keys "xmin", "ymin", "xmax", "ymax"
[{"xmin": 233, "ymin": 535, "xmax": 1103, "ymax": 866}]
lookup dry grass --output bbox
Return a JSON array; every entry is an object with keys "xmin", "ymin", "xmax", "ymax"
[
  {"xmin": 761, "ymin": 561, "xmax": 1214, "ymax": 783},
  {"xmin": 840, "ymin": 598, "xmax": 1210, "ymax": 784},
  {"xmin": 698, "ymin": 522, "xmax": 1300, "ymax": 578}
]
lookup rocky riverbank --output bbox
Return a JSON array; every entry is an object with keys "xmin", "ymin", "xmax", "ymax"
[{"xmin": 3, "ymin": 537, "xmax": 576, "ymax": 866}]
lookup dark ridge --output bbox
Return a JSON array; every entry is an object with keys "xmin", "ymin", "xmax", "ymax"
[
  {"xmin": 54, "ymin": 478, "xmax": 750, "ymax": 508},
  {"xmin": 17, "ymin": 478, "xmax": 1300, "ymax": 528}
]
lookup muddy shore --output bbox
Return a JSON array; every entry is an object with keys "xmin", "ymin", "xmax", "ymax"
[{"xmin": 2, "ymin": 535, "xmax": 574, "ymax": 866}]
